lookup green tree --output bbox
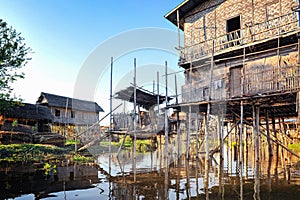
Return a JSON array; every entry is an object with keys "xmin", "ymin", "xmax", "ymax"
[{"xmin": 0, "ymin": 19, "xmax": 31, "ymax": 109}]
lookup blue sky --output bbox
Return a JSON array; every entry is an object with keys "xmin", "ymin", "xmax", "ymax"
[{"xmin": 0, "ymin": 0, "xmax": 184, "ymax": 122}]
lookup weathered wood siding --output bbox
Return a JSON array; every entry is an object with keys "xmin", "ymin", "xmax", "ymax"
[
  {"xmin": 50, "ymin": 107, "xmax": 99, "ymax": 125},
  {"xmin": 184, "ymin": 0, "xmax": 296, "ymax": 46},
  {"xmin": 181, "ymin": 0, "xmax": 299, "ymax": 103}
]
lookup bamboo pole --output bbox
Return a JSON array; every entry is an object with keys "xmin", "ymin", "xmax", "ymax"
[
  {"xmin": 109, "ymin": 56, "xmax": 113, "ymax": 175},
  {"xmin": 218, "ymin": 108, "xmax": 224, "ymax": 197},
  {"xmin": 157, "ymin": 72, "xmax": 160, "ymax": 130},
  {"xmin": 281, "ymin": 117, "xmax": 288, "ymax": 180},
  {"xmin": 177, "ymin": 9, "xmax": 181, "ymax": 58},
  {"xmin": 272, "ymin": 111, "xmax": 279, "ymax": 178},
  {"xmin": 175, "ymin": 74, "xmax": 181, "ymax": 158},
  {"xmin": 165, "ymin": 61, "xmax": 169, "ymax": 160},
  {"xmin": 266, "ymin": 110, "xmax": 273, "ymax": 159},
  {"xmin": 186, "ymin": 106, "xmax": 191, "ymax": 160},
  {"xmin": 204, "ymin": 40, "xmax": 214, "ymax": 195},
  {"xmin": 196, "ymin": 113, "xmax": 199, "ymax": 158},
  {"xmin": 133, "ymin": 58, "xmax": 137, "ymax": 183},
  {"xmin": 253, "ymin": 105, "xmax": 260, "ymax": 200},
  {"xmin": 231, "ymin": 110, "xmax": 300, "ymax": 159}
]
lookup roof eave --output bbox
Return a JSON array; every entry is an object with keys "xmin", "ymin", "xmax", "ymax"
[
  {"xmin": 164, "ymin": 0, "xmax": 189, "ymax": 30},
  {"xmin": 164, "ymin": 0, "xmax": 208, "ymax": 30}
]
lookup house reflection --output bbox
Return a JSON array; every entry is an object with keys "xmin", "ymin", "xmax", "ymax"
[{"xmin": 0, "ymin": 163, "xmax": 99, "ymax": 199}]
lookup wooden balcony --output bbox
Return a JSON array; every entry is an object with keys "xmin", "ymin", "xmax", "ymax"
[
  {"xmin": 181, "ymin": 64, "xmax": 300, "ymax": 103},
  {"xmin": 179, "ymin": 12, "xmax": 299, "ymax": 65}
]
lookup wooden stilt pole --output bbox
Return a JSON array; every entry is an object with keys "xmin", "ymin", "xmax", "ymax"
[
  {"xmin": 157, "ymin": 72, "xmax": 160, "ymax": 130},
  {"xmin": 253, "ymin": 105, "xmax": 260, "ymax": 199},
  {"xmin": 164, "ymin": 61, "xmax": 169, "ymax": 160},
  {"xmin": 204, "ymin": 107, "xmax": 210, "ymax": 194},
  {"xmin": 265, "ymin": 109, "xmax": 272, "ymax": 197},
  {"xmin": 239, "ymin": 45, "xmax": 246, "ymax": 199},
  {"xmin": 272, "ymin": 111, "xmax": 278, "ymax": 178},
  {"xmin": 218, "ymin": 106, "xmax": 224, "ymax": 196},
  {"xmin": 266, "ymin": 109, "xmax": 273, "ymax": 159},
  {"xmin": 187, "ymin": 106, "xmax": 191, "ymax": 160},
  {"xmin": 175, "ymin": 74, "xmax": 181, "ymax": 158},
  {"xmin": 196, "ymin": 113, "xmax": 199, "ymax": 158},
  {"xmin": 278, "ymin": 117, "xmax": 286, "ymax": 180},
  {"xmin": 133, "ymin": 58, "xmax": 137, "ymax": 183},
  {"xmin": 109, "ymin": 57, "xmax": 113, "ymax": 175},
  {"xmin": 204, "ymin": 39, "xmax": 214, "ymax": 196},
  {"xmin": 240, "ymin": 101, "xmax": 244, "ymax": 199},
  {"xmin": 163, "ymin": 62, "xmax": 169, "ymax": 200}
]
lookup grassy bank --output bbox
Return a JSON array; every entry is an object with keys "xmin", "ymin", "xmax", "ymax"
[{"xmin": 0, "ymin": 143, "xmax": 94, "ymax": 164}]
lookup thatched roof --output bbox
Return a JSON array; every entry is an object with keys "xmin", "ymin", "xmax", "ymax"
[
  {"xmin": 1, "ymin": 103, "xmax": 53, "ymax": 121},
  {"xmin": 37, "ymin": 92, "xmax": 104, "ymax": 113},
  {"xmin": 114, "ymin": 86, "xmax": 173, "ymax": 110}
]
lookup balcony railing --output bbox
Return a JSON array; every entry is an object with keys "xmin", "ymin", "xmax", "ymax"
[
  {"xmin": 180, "ymin": 12, "xmax": 299, "ymax": 64},
  {"xmin": 181, "ymin": 64, "xmax": 300, "ymax": 103}
]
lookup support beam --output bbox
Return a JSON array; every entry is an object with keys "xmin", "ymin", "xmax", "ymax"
[{"xmin": 231, "ymin": 110, "xmax": 300, "ymax": 159}]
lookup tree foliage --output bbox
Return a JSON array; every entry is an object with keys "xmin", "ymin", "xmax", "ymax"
[{"xmin": 0, "ymin": 19, "xmax": 31, "ymax": 109}]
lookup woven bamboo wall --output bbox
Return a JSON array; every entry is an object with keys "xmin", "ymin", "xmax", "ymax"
[{"xmin": 184, "ymin": 0, "xmax": 296, "ymax": 47}]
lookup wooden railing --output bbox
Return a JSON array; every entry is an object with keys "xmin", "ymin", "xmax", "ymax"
[
  {"xmin": 180, "ymin": 12, "xmax": 298, "ymax": 64},
  {"xmin": 181, "ymin": 65, "xmax": 300, "ymax": 103}
]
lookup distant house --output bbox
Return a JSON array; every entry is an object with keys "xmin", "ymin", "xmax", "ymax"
[
  {"xmin": 36, "ymin": 92, "xmax": 104, "ymax": 137},
  {"xmin": 0, "ymin": 103, "xmax": 53, "ymax": 132}
]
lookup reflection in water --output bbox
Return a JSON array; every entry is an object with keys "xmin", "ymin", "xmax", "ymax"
[
  {"xmin": 0, "ymin": 163, "xmax": 100, "ymax": 199},
  {"xmin": 94, "ymin": 130, "xmax": 300, "ymax": 200},
  {"xmin": 1, "ymin": 135, "xmax": 300, "ymax": 199}
]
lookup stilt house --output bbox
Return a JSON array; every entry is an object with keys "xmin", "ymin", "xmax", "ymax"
[
  {"xmin": 165, "ymin": 0, "xmax": 300, "ymax": 135},
  {"xmin": 36, "ymin": 92, "xmax": 104, "ymax": 138}
]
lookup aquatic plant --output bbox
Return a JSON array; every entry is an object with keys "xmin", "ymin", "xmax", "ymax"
[
  {"xmin": 43, "ymin": 162, "xmax": 57, "ymax": 175},
  {"xmin": 288, "ymin": 143, "xmax": 300, "ymax": 152},
  {"xmin": 72, "ymin": 155, "xmax": 95, "ymax": 163}
]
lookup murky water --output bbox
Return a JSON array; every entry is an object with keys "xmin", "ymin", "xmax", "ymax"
[{"xmin": 1, "ymin": 139, "xmax": 300, "ymax": 199}]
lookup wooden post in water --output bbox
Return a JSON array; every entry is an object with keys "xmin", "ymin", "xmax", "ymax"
[
  {"xmin": 272, "ymin": 111, "xmax": 279, "ymax": 178},
  {"xmin": 278, "ymin": 117, "xmax": 286, "ymax": 180},
  {"xmin": 239, "ymin": 46, "xmax": 246, "ymax": 199},
  {"xmin": 253, "ymin": 105, "xmax": 260, "ymax": 199},
  {"xmin": 240, "ymin": 101, "xmax": 244, "ymax": 199},
  {"xmin": 265, "ymin": 109, "xmax": 272, "ymax": 197},
  {"xmin": 266, "ymin": 110, "xmax": 273, "ymax": 157}
]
